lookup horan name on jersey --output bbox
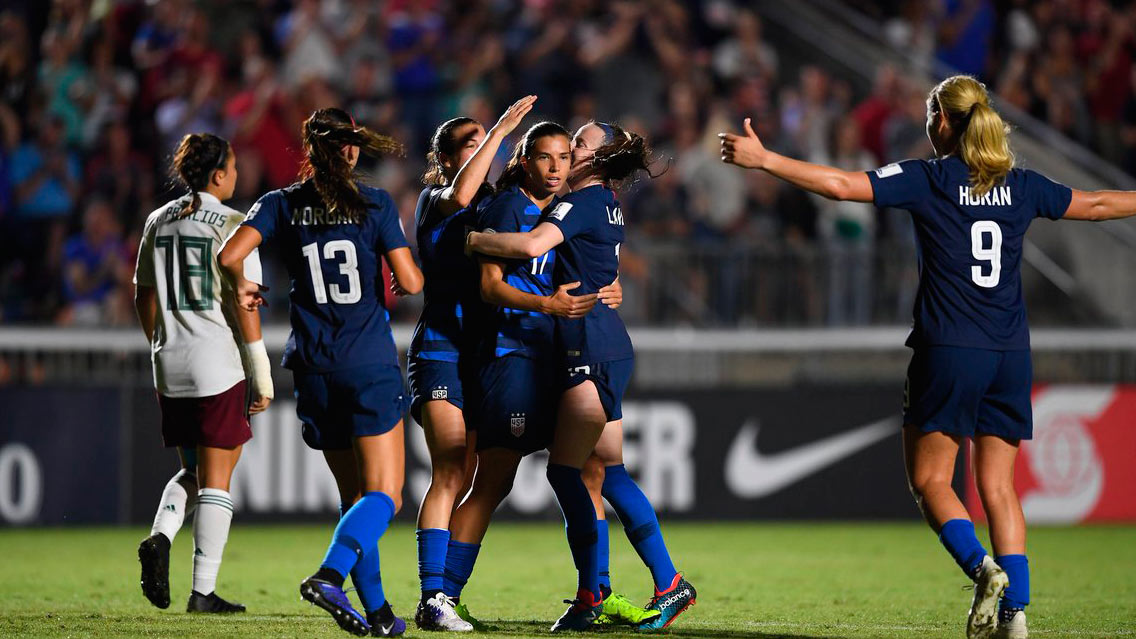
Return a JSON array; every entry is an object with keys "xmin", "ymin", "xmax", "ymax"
[{"xmin": 959, "ymin": 185, "xmax": 1012, "ymax": 206}]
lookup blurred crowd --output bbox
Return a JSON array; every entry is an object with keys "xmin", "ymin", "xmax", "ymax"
[{"xmin": 2, "ymin": 0, "xmax": 1122, "ymax": 330}]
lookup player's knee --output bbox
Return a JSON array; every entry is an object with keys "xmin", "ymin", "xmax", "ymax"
[
  {"xmin": 908, "ymin": 470, "xmax": 950, "ymax": 501},
  {"xmin": 975, "ymin": 473, "xmax": 1016, "ymax": 505},
  {"xmin": 431, "ymin": 459, "xmax": 468, "ymax": 494}
]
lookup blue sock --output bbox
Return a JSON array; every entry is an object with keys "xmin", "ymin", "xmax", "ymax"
[
  {"xmin": 602, "ymin": 464, "xmax": 677, "ymax": 592},
  {"xmin": 547, "ymin": 463, "xmax": 600, "ymax": 600},
  {"xmin": 597, "ymin": 519, "xmax": 611, "ymax": 591},
  {"xmin": 442, "ymin": 540, "xmax": 480, "ymax": 599},
  {"xmin": 417, "ymin": 528, "xmax": 450, "ymax": 598},
  {"xmin": 339, "ymin": 503, "xmax": 386, "ymax": 612},
  {"xmin": 997, "ymin": 554, "xmax": 1029, "ymax": 611},
  {"xmin": 938, "ymin": 519, "xmax": 987, "ymax": 578},
  {"xmin": 321, "ymin": 492, "xmax": 395, "ymax": 581}
]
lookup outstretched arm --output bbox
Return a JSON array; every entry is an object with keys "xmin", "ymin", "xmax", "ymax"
[
  {"xmin": 478, "ymin": 258, "xmax": 595, "ymax": 318},
  {"xmin": 720, "ymin": 118, "xmax": 874, "ymax": 203},
  {"xmin": 437, "ymin": 95, "xmax": 538, "ymax": 214},
  {"xmin": 1064, "ymin": 189, "xmax": 1136, "ymax": 221},
  {"xmin": 467, "ymin": 222, "xmax": 564, "ymax": 260}
]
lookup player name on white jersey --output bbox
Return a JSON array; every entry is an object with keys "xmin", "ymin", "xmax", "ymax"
[
  {"xmin": 159, "ymin": 206, "xmax": 230, "ymax": 228},
  {"xmin": 290, "ymin": 206, "xmax": 362, "ymax": 226},
  {"xmin": 959, "ymin": 185, "xmax": 1012, "ymax": 207}
]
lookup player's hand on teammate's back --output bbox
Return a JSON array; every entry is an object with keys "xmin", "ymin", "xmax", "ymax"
[
  {"xmin": 719, "ymin": 118, "xmax": 767, "ymax": 169},
  {"xmin": 598, "ymin": 277, "xmax": 622, "ymax": 309},
  {"xmin": 492, "ymin": 95, "xmax": 538, "ymax": 136},
  {"xmin": 236, "ymin": 279, "xmax": 268, "ymax": 311},
  {"xmin": 544, "ymin": 281, "xmax": 596, "ymax": 319}
]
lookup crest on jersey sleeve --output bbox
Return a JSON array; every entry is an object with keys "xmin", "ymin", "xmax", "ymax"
[
  {"xmin": 550, "ymin": 202, "xmax": 573, "ymax": 221},
  {"xmin": 875, "ymin": 163, "xmax": 903, "ymax": 178}
]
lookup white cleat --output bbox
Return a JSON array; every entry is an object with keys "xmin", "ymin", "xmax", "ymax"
[
  {"xmin": 968, "ymin": 556, "xmax": 1009, "ymax": 639},
  {"xmin": 414, "ymin": 593, "xmax": 474, "ymax": 632},
  {"xmin": 993, "ymin": 609, "xmax": 1028, "ymax": 639}
]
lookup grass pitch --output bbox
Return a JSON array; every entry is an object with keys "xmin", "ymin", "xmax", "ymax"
[{"xmin": 1, "ymin": 522, "xmax": 1133, "ymax": 639}]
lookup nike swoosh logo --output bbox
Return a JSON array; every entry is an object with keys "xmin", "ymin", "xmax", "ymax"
[
  {"xmin": 725, "ymin": 416, "xmax": 899, "ymax": 498},
  {"xmin": 378, "ymin": 622, "xmax": 394, "ymax": 635}
]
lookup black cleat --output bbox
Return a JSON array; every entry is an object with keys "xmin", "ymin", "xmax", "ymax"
[
  {"xmin": 300, "ymin": 576, "xmax": 370, "ymax": 636},
  {"xmin": 187, "ymin": 590, "xmax": 247, "ymax": 613},
  {"xmin": 138, "ymin": 534, "xmax": 171, "ymax": 609},
  {"xmin": 367, "ymin": 602, "xmax": 407, "ymax": 637}
]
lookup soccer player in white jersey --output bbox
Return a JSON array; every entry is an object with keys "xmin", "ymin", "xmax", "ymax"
[{"xmin": 133, "ymin": 133, "xmax": 273, "ymax": 614}]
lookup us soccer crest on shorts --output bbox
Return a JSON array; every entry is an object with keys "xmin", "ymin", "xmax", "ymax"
[
  {"xmin": 510, "ymin": 412, "xmax": 526, "ymax": 437},
  {"xmin": 431, "ymin": 385, "xmax": 448, "ymax": 400}
]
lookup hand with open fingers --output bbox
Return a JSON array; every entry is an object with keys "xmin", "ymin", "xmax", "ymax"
[
  {"xmin": 249, "ymin": 396, "xmax": 271, "ymax": 415},
  {"xmin": 598, "ymin": 278, "xmax": 622, "ymax": 309},
  {"xmin": 236, "ymin": 279, "xmax": 268, "ymax": 312},
  {"xmin": 493, "ymin": 95, "xmax": 538, "ymax": 136},
  {"xmin": 544, "ymin": 281, "xmax": 597, "ymax": 319},
  {"xmin": 719, "ymin": 118, "xmax": 767, "ymax": 169}
]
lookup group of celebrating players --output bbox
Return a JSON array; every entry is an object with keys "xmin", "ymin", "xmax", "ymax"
[{"xmin": 130, "ymin": 74, "xmax": 1136, "ymax": 639}]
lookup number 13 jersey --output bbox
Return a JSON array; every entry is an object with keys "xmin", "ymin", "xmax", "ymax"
[
  {"xmin": 867, "ymin": 155, "xmax": 1072, "ymax": 351},
  {"xmin": 135, "ymin": 191, "xmax": 263, "ymax": 397},
  {"xmin": 241, "ymin": 180, "xmax": 409, "ymax": 372}
]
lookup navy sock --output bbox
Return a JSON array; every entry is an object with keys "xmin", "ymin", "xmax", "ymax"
[
  {"xmin": 417, "ymin": 528, "xmax": 450, "ymax": 599},
  {"xmin": 321, "ymin": 492, "xmax": 395, "ymax": 581},
  {"xmin": 547, "ymin": 463, "xmax": 600, "ymax": 600},
  {"xmin": 997, "ymin": 554, "xmax": 1029, "ymax": 611},
  {"xmin": 442, "ymin": 540, "xmax": 480, "ymax": 599},
  {"xmin": 602, "ymin": 464, "xmax": 677, "ymax": 592},
  {"xmin": 938, "ymin": 519, "xmax": 987, "ymax": 578},
  {"xmin": 338, "ymin": 503, "xmax": 385, "ymax": 612},
  {"xmin": 597, "ymin": 519, "xmax": 611, "ymax": 590}
]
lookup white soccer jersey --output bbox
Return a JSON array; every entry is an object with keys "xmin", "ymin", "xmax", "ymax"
[{"xmin": 134, "ymin": 192, "xmax": 263, "ymax": 398}]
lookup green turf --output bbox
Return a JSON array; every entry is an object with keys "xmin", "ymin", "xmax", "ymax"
[{"xmin": 1, "ymin": 522, "xmax": 1134, "ymax": 638}]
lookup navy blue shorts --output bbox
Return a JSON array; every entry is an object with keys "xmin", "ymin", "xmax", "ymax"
[
  {"xmin": 562, "ymin": 358, "xmax": 634, "ymax": 422},
  {"xmin": 293, "ymin": 362, "xmax": 408, "ymax": 450},
  {"xmin": 904, "ymin": 346, "xmax": 1033, "ymax": 440},
  {"xmin": 476, "ymin": 354, "xmax": 557, "ymax": 454},
  {"xmin": 407, "ymin": 357, "xmax": 471, "ymax": 425}
]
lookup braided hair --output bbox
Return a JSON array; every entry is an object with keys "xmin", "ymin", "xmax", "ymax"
[
  {"xmin": 299, "ymin": 108, "xmax": 404, "ymax": 218},
  {"xmin": 169, "ymin": 133, "xmax": 231, "ymax": 218}
]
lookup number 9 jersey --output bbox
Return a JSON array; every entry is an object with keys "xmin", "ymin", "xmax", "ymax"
[
  {"xmin": 241, "ymin": 180, "xmax": 409, "ymax": 372},
  {"xmin": 867, "ymin": 156, "xmax": 1072, "ymax": 351},
  {"xmin": 134, "ymin": 192, "xmax": 264, "ymax": 397}
]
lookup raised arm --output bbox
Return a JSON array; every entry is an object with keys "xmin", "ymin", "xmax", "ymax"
[
  {"xmin": 478, "ymin": 258, "xmax": 594, "ymax": 318},
  {"xmin": 467, "ymin": 222, "xmax": 564, "ymax": 260},
  {"xmin": 1063, "ymin": 189, "xmax": 1136, "ymax": 221},
  {"xmin": 720, "ymin": 118, "xmax": 874, "ymax": 203},
  {"xmin": 437, "ymin": 96, "xmax": 537, "ymax": 214}
]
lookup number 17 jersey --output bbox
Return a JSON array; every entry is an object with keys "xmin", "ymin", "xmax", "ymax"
[
  {"xmin": 867, "ymin": 156, "xmax": 1071, "ymax": 351},
  {"xmin": 242, "ymin": 180, "xmax": 409, "ymax": 372}
]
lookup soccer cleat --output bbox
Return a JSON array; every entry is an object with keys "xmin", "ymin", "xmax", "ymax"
[
  {"xmin": 138, "ymin": 534, "xmax": 171, "ymax": 609},
  {"xmin": 638, "ymin": 574, "xmax": 697, "ymax": 631},
  {"xmin": 454, "ymin": 602, "xmax": 490, "ymax": 631},
  {"xmin": 597, "ymin": 591, "xmax": 661, "ymax": 627},
  {"xmin": 186, "ymin": 590, "xmax": 246, "ymax": 613},
  {"xmin": 414, "ymin": 592, "xmax": 473, "ymax": 631},
  {"xmin": 993, "ymin": 609, "xmax": 1028, "ymax": 639},
  {"xmin": 368, "ymin": 602, "xmax": 407, "ymax": 637},
  {"xmin": 551, "ymin": 588, "xmax": 604, "ymax": 632},
  {"xmin": 968, "ymin": 556, "xmax": 1009, "ymax": 639},
  {"xmin": 300, "ymin": 576, "xmax": 371, "ymax": 636}
]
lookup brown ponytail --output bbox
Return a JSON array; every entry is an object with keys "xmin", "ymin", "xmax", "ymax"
[
  {"xmin": 930, "ymin": 76, "xmax": 1014, "ymax": 197},
  {"xmin": 299, "ymin": 108, "xmax": 405, "ymax": 218},
  {"xmin": 169, "ymin": 133, "xmax": 230, "ymax": 218},
  {"xmin": 422, "ymin": 116, "xmax": 479, "ymax": 186},
  {"xmin": 574, "ymin": 122, "xmax": 664, "ymax": 191}
]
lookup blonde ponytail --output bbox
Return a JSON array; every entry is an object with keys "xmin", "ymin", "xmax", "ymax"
[{"xmin": 931, "ymin": 75, "xmax": 1014, "ymax": 197}]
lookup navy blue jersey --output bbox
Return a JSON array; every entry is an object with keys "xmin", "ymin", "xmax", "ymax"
[
  {"xmin": 242, "ymin": 180, "xmax": 409, "ymax": 372},
  {"xmin": 867, "ymin": 156, "xmax": 1072, "ymax": 351},
  {"xmin": 407, "ymin": 185, "xmax": 487, "ymax": 362},
  {"xmin": 545, "ymin": 184, "xmax": 633, "ymax": 364},
  {"xmin": 474, "ymin": 184, "xmax": 557, "ymax": 359}
]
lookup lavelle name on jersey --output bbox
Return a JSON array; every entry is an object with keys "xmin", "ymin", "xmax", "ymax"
[
  {"xmin": 959, "ymin": 185, "xmax": 1013, "ymax": 207},
  {"xmin": 290, "ymin": 205, "xmax": 364, "ymax": 226}
]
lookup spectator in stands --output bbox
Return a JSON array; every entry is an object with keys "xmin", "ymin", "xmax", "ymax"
[
  {"xmin": 935, "ymin": 0, "xmax": 995, "ymax": 80},
  {"xmin": 37, "ymin": 26, "xmax": 86, "ymax": 147},
  {"xmin": 85, "ymin": 120, "xmax": 154, "ymax": 232},
  {"xmin": 58, "ymin": 198, "xmax": 127, "ymax": 327},
  {"xmin": 712, "ymin": 8, "xmax": 778, "ymax": 85}
]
